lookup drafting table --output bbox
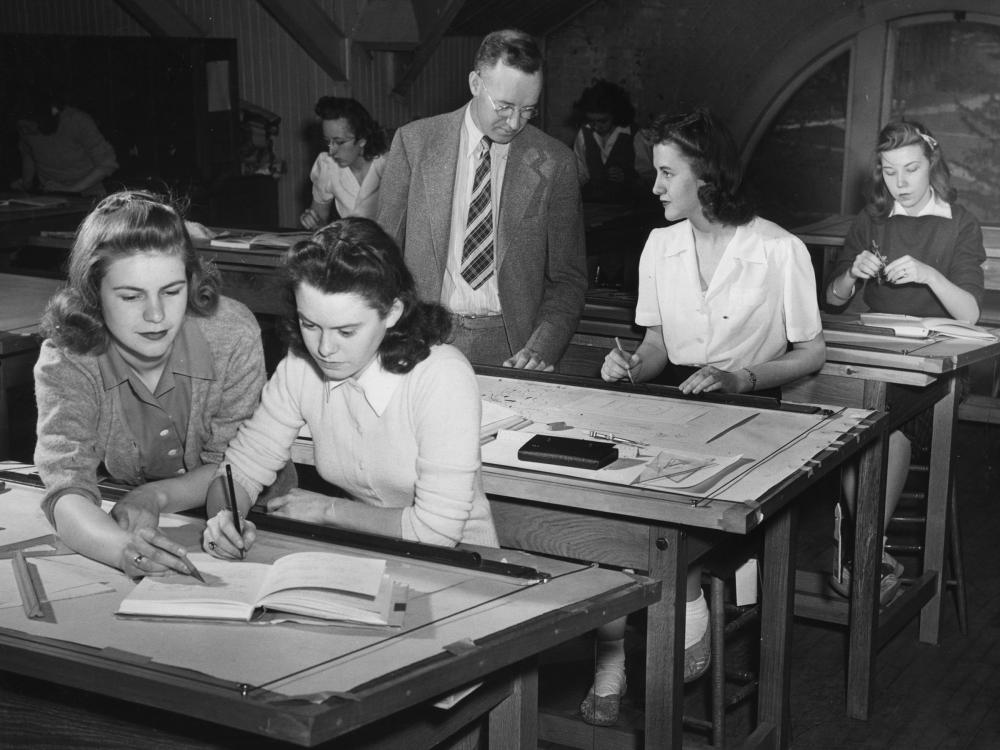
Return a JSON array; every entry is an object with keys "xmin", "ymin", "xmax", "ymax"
[
  {"xmin": 0, "ymin": 194, "xmax": 92, "ymax": 256},
  {"xmin": 0, "ymin": 477, "xmax": 658, "ymax": 749},
  {"xmin": 785, "ymin": 314, "xmax": 1000, "ymax": 720},
  {"xmin": 295, "ymin": 368, "xmax": 886, "ymax": 749},
  {"xmin": 0, "ymin": 273, "xmax": 64, "ymax": 457},
  {"xmin": 25, "ymin": 229, "xmax": 290, "ymax": 315}
]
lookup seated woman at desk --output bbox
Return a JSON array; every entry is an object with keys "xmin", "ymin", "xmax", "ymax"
[
  {"xmin": 12, "ymin": 90, "xmax": 118, "ymax": 197},
  {"xmin": 586, "ymin": 109, "xmax": 826, "ymax": 725},
  {"xmin": 201, "ymin": 217, "xmax": 498, "ymax": 558},
  {"xmin": 34, "ymin": 191, "xmax": 266, "ymax": 577},
  {"xmin": 824, "ymin": 120, "xmax": 985, "ymax": 603},
  {"xmin": 299, "ymin": 97, "xmax": 388, "ymax": 228}
]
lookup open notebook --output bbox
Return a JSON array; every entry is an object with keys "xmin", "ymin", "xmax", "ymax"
[
  {"xmin": 859, "ymin": 313, "xmax": 997, "ymax": 341},
  {"xmin": 117, "ymin": 551, "xmax": 407, "ymax": 626}
]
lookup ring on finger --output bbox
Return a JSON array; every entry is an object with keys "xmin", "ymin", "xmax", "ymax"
[
  {"xmin": 208, "ymin": 540, "xmax": 217, "ymax": 550},
  {"xmin": 133, "ymin": 553, "xmax": 144, "ymax": 566}
]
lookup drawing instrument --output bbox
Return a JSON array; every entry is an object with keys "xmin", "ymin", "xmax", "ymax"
[
  {"xmin": 180, "ymin": 553, "xmax": 206, "ymax": 583},
  {"xmin": 588, "ymin": 430, "xmax": 648, "ymax": 447},
  {"xmin": 225, "ymin": 464, "xmax": 245, "ymax": 560},
  {"xmin": 12, "ymin": 551, "xmax": 44, "ymax": 619},
  {"xmin": 614, "ymin": 337, "xmax": 635, "ymax": 383},
  {"xmin": 706, "ymin": 412, "xmax": 760, "ymax": 443}
]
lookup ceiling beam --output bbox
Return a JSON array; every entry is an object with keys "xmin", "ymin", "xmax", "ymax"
[
  {"xmin": 114, "ymin": 0, "xmax": 205, "ymax": 37},
  {"xmin": 353, "ymin": 0, "xmax": 420, "ymax": 49},
  {"xmin": 256, "ymin": 0, "xmax": 348, "ymax": 82},
  {"xmin": 392, "ymin": 0, "xmax": 468, "ymax": 97}
]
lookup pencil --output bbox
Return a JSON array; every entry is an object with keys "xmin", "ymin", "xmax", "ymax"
[
  {"xmin": 614, "ymin": 337, "xmax": 635, "ymax": 383},
  {"xmin": 225, "ymin": 464, "xmax": 245, "ymax": 560},
  {"xmin": 13, "ymin": 551, "xmax": 43, "ymax": 619},
  {"xmin": 180, "ymin": 552, "xmax": 206, "ymax": 583}
]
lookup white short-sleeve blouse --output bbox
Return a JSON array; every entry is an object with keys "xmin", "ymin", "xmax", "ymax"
[{"xmin": 635, "ymin": 217, "xmax": 822, "ymax": 370}]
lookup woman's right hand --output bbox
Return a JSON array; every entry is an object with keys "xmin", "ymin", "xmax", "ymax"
[
  {"xmin": 850, "ymin": 250, "xmax": 886, "ymax": 281},
  {"xmin": 601, "ymin": 346, "xmax": 638, "ymax": 382},
  {"xmin": 119, "ymin": 526, "xmax": 199, "ymax": 578},
  {"xmin": 202, "ymin": 509, "xmax": 257, "ymax": 560}
]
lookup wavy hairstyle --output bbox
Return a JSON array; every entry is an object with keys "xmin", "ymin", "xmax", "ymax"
[
  {"xmin": 474, "ymin": 28, "xmax": 542, "ymax": 76},
  {"xmin": 651, "ymin": 108, "xmax": 755, "ymax": 226},
  {"xmin": 314, "ymin": 96, "xmax": 388, "ymax": 161},
  {"xmin": 40, "ymin": 190, "xmax": 220, "ymax": 355},
  {"xmin": 280, "ymin": 217, "xmax": 452, "ymax": 374},
  {"xmin": 866, "ymin": 119, "xmax": 956, "ymax": 218}
]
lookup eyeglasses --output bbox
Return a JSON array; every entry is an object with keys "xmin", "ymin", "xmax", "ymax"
[
  {"xmin": 478, "ymin": 77, "xmax": 538, "ymax": 123},
  {"xmin": 326, "ymin": 136, "xmax": 356, "ymax": 151}
]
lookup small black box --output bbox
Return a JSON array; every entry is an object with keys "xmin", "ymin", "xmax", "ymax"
[{"xmin": 517, "ymin": 434, "xmax": 618, "ymax": 470}]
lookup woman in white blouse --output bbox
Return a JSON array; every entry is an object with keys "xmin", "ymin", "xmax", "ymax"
[
  {"xmin": 300, "ymin": 97, "xmax": 388, "ymax": 227},
  {"xmin": 584, "ymin": 109, "xmax": 826, "ymax": 726},
  {"xmin": 202, "ymin": 217, "xmax": 498, "ymax": 559}
]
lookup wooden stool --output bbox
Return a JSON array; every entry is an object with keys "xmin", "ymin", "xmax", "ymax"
[
  {"xmin": 886, "ymin": 464, "xmax": 967, "ymax": 634},
  {"xmin": 684, "ymin": 545, "xmax": 761, "ymax": 748}
]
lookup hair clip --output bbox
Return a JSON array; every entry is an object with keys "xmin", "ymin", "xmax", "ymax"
[{"xmin": 918, "ymin": 132, "xmax": 938, "ymax": 151}]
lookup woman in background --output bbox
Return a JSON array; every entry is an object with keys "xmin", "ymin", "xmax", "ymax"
[
  {"xmin": 34, "ymin": 191, "xmax": 265, "ymax": 576},
  {"xmin": 586, "ymin": 109, "xmax": 825, "ymax": 726},
  {"xmin": 572, "ymin": 79, "xmax": 654, "ymax": 205},
  {"xmin": 824, "ymin": 119, "xmax": 985, "ymax": 604},
  {"xmin": 300, "ymin": 97, "xmax": 388, "ymax": 228},
  {"xmin": 12, "ymin": 90, "xmax": 118, "ymax": 196},
  {"xmin": 203, "ymin": 217, "xmax": 498, "ymax": 558}
]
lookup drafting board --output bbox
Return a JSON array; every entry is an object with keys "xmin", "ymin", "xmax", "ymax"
[
  {"xmin": 478, "ymin": 374, "xmax": 874, "ymax": 503},
  {"xmin": 0, "ymin": 482, "xmax": 653, "ymax": 719}
]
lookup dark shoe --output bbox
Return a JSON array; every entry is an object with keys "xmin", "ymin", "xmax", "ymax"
[
  {"xmin": 580, "ymin": 678, "xmax": 626, "ymax": 726},
  {"xmin": 684, "ymin": 627, "xmax": 711, "ymax": 683},
  {"xmin": 829, "ymin": 552, "xmax": 904, "ymax": 606}
]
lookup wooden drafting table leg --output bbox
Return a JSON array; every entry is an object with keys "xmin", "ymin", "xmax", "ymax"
[
  {"xmin": 0, "ymin": 356, "xmax": 9, "ymax": 459},
  {"xmin": 920, "ymin": 373, "xmax": 957, "ymax": 644},
  {"xmin": 644, "ymin": 524, "xmax": 685, "ymax": 749},
  {"xmin": 487, "ymin": 658, "xmax": 538, "ymax": 750},
  {"xmin": 756, "ymin": 502, "xmax": 798, "ymax": 750},
  {"xmin": 847, "ymin": 378, "xmax": 889, "ymax": 720}
]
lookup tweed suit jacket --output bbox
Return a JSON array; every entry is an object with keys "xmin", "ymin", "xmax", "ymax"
[{"xmin": 377, "ymin": 106, "xmax": 587, "ymax": 365}]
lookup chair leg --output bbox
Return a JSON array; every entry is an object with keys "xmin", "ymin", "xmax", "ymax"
[
  {"xmin": 710, "ymin": 574, "xmax": 726, "ymax": 748},
  {"xmin": 947, "ymin": 477, "xmax": 968, "ymax": 635}
]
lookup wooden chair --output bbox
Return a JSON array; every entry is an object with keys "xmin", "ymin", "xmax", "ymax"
[
  {"xmin": 886, "ymin": 463, "xmax": 967, "ymax": 634},
  {"xmin": 684, "ymin": 544, "xmax": 761, "ymax": 747}
]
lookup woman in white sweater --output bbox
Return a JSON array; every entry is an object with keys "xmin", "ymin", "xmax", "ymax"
[{"xmin": 203, "ymin": 217, "xmax": 498, "ymax": 558}]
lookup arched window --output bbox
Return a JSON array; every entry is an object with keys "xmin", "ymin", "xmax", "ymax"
[{"xmin": 743, "ymin": 11, "xmax": 1000, "ymax": 227}]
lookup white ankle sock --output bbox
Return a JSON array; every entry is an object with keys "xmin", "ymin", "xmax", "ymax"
[
  {"xmin": 592, "ymin": 637, "xmax": 626, "ymax": 696},
  {"xmin": 685, "ymin": 591, "xmax": 709, "ymax": 649}
]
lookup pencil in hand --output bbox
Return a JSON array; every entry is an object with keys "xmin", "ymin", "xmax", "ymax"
[
  {"xmin": 225, "ymin": 464, "xmax": 245, "ymax": 560},
  {"xmin": 180, "ymin": 552, "xmax": 206, "ymax": 583},
  {"xmin": 614, "ymin": 337, "xmax": 635, "ymax": 383}
]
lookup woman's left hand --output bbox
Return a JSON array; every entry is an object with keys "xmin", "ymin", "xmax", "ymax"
[
  {"xmin": 265, "ymin": 489, "xmax": 338, "ymax": 525},
  {"xmin": 884, "ymin": 255, "xmax": 933, "ymax": 286},
  {"xmin": 679, "ymin": 365, "xmax": 742, "ymax": 394}
]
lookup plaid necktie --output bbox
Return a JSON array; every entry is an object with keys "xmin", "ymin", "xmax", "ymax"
[{"xmin": 460, "ymin": 136, "xmax": 494, "ymax": 289}]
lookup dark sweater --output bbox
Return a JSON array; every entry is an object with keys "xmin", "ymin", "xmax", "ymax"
[{"xmin": 829, "ymin": 204, "xmax": 985, "ymax": 318}]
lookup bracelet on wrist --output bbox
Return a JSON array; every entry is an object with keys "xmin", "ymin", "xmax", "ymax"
[{"xmin": 742, "ymin": 366, "xmax": 757, "ymax": 393}]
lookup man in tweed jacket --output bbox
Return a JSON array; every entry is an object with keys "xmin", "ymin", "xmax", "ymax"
[{"xmin": 377, "ymin": 29, "xmax": 587, "ymax": 370}]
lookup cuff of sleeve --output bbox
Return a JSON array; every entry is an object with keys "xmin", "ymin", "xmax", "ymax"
[{"xmin": 41, "ymin": 486, "xmax": 102, "ymax": 527}]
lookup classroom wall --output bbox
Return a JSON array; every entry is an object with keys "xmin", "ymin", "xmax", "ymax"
[
  {"xmin": 1, "ymin": 0, "xmax": 989, "ymax": 226},
  {"xmin": 0, "ymin": 0, "xmax": 478, "ymax": 227}
]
